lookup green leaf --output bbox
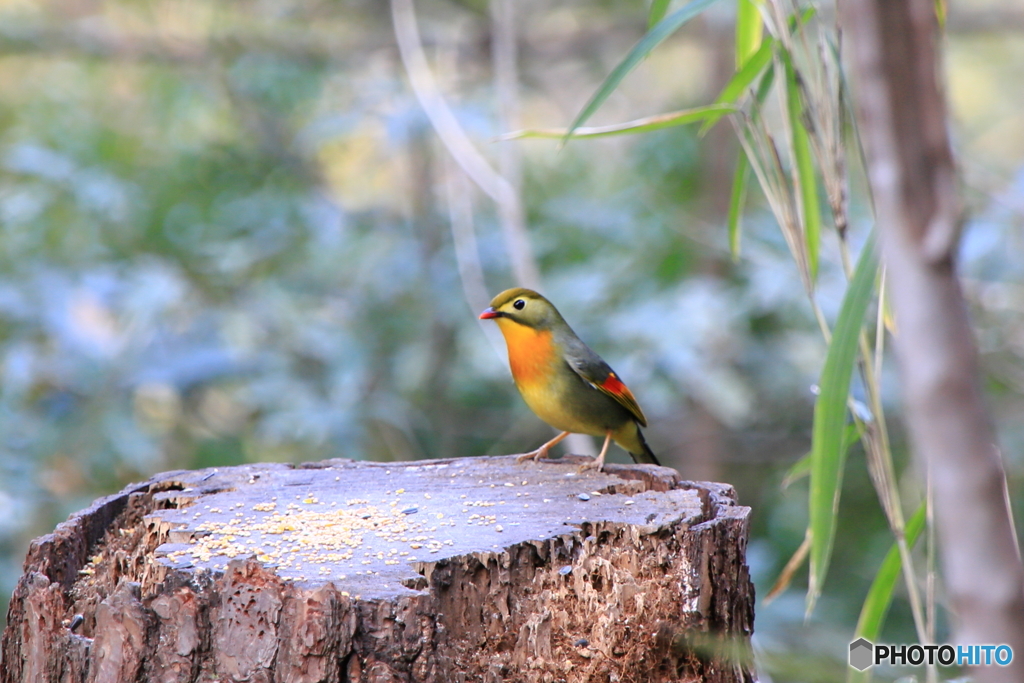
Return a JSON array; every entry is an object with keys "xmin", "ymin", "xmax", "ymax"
[
  {"xmin": 786, "ymin": 423, "xmax": 860, "ymax": 489},
  {"xmin": 754, "ymin": 61, "xmax": 776, "ymax": 105},
  {"xmin": 855, "ymin": 503, "xmax": 927, "ymax": 641},
  {"xmin": 782, "ymin": 452, "xmax": 810, "ymax": 489},
  {"xmin": 500, "ymin": 105, "xmax": 734, "ymax": 141},
  {"xmin": 848, "ymin": 503, "xmax": 927, "ymax": 683},
  {"xmin": 727, "ymin": 151, "xmax": 749, "ymax": 260},
  {"xmin": 699, "ymin": 6, "xmax": 816, "ymax": 136},
  {"xmin": 783, "ymin": 51, "xmax": 822, "ymax": 284},
  {"xmin": 563, "ymin": 0, "xmax": 722, "ymax": 144},
  {"xmin": 783, "ymin": 424, "xmax": 860, "ymax": 489},
  {"xmin": 648, "ymin": 0, "xmax": 673, "ymax": 29},
  {"xmin": 807, "ymin": 231, "xmax": 878, "ymax": 615},
  {"xmin": 698, "ymin": 39, "xmax": 773, "ymax": 135},
  {"xmin": 735, "ymin": 0, "xmax": 764, "ymax": 68}
]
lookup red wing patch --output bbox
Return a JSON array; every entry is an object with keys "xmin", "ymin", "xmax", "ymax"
[
  {"xmin": 569, "ymin": 357, "xmax": 649, "ymax": 427},
  {"xmin": 598, "ymin": 373, "xmax": 647, "ymax": 427},
  {"xmin": 601, "ymin": 374, "xmax": 627, "ymax": 395}
]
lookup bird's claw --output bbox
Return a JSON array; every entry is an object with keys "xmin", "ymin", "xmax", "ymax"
[
  {"xmin": 516, "ymin": 447, "xmax": 549, "ymax": 464},
  {"xmin": 576, "ymin": 456, "xmax": 605, "ymax": 474}
]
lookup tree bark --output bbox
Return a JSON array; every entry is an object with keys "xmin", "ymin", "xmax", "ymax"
[
  {"xmin": 840, "ymin": 2, "xmax": 1024, "ymax": 680},
  {"xmin": 3, "ymin": 456, "xmax": 754, "ymax": 683}
]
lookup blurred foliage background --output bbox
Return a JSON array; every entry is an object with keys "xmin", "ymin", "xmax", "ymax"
[{"xmin": 0, "ymin": 0, "xmax": 1022, "ymax": 679}]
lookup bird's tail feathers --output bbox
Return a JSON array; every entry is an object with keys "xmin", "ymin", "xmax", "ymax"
[{"xmin": 631, "ymin": 428, "xmax": 661, "ymax": 466}]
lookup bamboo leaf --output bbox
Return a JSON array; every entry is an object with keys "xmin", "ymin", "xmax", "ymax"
[
  {"xmin": 563, "ymin": 0, "xmax": 722, "ymax": 144},
  {"xmin": 501, "ymin": 105, "xmax": 734, "ymax": 141},
  {"xmin": 847, "ymin": 503, "xmax": 927, "ymax": 683},
  {"xmin": 782, "ymin": 452, "xmax": 810, "ymax": 489},
  {"xmin": 753, "ymin": 61, "xmax": 776, "ymax": 106},
  {"xmin": 698, "ymin": 39, "xmax": 773, "ymax": 135},
  {"xmin": 855, "ymin": 503, "xmax": 927, "ymax": 641},
  {"xmin": 698, "ymin": 7, "xmax": 815, "ymax": 136},
  {"xmin": 807, "ymin": 231, "xmax": 878, "ymax": 615},
  {"xmin": 783, "ymin": 52, "xmax": 822, "ymax": 284},
  {"xmin": 771, "ymin": 427, "xmax": 859, "ymax": 601},
  {"xmin": 727, "ymin": 151, "xmax": 750, "ymax": 259},
  {"xmin": 764, "ymin": 531, "xmax": 810, "ymax": 604},
  {"xmin": 783, "ymin": 424, "xmax": 860, "ymax": 490},
  {"xmin": 735, "ymin": 0, "xmax": 764, "ymax": 68},
  {"xmin": 648, "ymin": 0, "xmax": 672, "ymax": 29}
]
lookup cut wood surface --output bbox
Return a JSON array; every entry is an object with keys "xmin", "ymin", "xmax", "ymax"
[{"xmin": 2, "ymin": 455, "xmax": 754, "ymax": 683}]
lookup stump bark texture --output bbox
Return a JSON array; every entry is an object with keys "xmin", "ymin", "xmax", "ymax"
[{"xmin": 2, "ymin": 456, "xmax": 755, "ymax": 682}]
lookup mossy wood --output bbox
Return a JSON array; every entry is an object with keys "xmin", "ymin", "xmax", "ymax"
[{"xmin": 2, "ymin": 456, "xmax": 755, "ymax": 682}]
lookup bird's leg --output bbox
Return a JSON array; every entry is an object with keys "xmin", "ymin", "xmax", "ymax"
[
  {"xmin": 516, "ymin": 431, "xmax": 571, "ymax": 463},
  {"xmin": 578, "ymin": 432, "xmax": 612, "ymax": 473}
]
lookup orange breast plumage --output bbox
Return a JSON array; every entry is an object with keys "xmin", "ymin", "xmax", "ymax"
[
  {"xmin": 495, "ymin": 319, "xmax": 597, "ymax": 434},
  {"xmin": 497, "ymin": 320, "xmax": 555, "ymax": 388}
]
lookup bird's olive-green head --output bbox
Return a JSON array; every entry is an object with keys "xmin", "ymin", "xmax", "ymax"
[{"xmin": 478, "ymin": 288, "xmax": 565, "ymax": 330}]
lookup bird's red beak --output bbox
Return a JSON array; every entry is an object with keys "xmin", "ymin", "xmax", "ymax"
[{"xmin": 479, "ymin": 307, "xmax": 500, "ymax": 320}]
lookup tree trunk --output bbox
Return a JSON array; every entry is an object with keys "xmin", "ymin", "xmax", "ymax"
[
  {"xmin": 2, "ymin": 456, "xmax": 755, "ymax": 683},
  {"xmin": 841, "ymin": 1, "xmax": 1024, "ymax": 680}
]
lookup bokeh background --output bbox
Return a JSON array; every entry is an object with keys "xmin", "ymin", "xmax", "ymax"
[{"xmin": 0, "ymin": 0, "xmax": 1021, "ymax": 679}]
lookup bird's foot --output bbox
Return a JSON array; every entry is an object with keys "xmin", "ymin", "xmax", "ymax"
[
  {"xmin": 515, "ymin": 446, "xmax": 550, "ymax": 464},
  {"xmin": 576, "ymin": 456, "xmax": 605, "ymax": 474},
  {"xmin": 576, "ymin": 433, "xmax": 611, "ymax": 473},
  {"xmin": 515, "ymin": 432, "xmax": 571, "ymax": 464}
]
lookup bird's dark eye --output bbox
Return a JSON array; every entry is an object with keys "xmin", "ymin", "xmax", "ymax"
[{"xmin": 513, "ymin": 299, "xmax": 526, "ymax": 310}]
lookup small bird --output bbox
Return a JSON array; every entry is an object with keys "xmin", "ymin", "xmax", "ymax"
[{"xmin": 479, "ymin": 287, "xmax": 660, "ymax": 470}]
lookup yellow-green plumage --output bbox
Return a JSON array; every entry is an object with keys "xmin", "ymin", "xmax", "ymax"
[{"xmin": 480, "ymin": 288, "xmax": 659, "ymax": 466}]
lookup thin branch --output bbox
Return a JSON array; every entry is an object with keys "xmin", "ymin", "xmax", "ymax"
[
  {"xmin": 490, "ymin": 0, "xmax": 522, "ymax": 194},
  {"xmin": 391, "ymin": 0, "xmax": 540, "ymax": 289},
  {"xmin": 442, "ymin": 161, "xmax": 492, "ymax": 319}
]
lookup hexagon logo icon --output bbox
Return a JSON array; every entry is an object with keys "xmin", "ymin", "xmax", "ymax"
[{"xmin": 849, "ymin": 638, "xmax": 874, "ymax": 671}]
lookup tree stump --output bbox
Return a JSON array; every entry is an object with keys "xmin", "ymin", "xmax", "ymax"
[{"xmin": 2, "ymin": 456, "xmax": 755, "ymax": 683}]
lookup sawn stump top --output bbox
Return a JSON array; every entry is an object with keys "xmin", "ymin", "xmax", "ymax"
[{"xmin": 147, "ymin": 455, "xmax": 715, "ymax": 598}]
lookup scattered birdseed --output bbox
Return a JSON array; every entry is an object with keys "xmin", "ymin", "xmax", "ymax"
[{"xmin": 157, "ymin": 457, "xmax": 656, "ymax": 593}]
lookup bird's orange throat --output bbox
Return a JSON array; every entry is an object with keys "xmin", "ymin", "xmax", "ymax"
[{"xmin": 496, "ymin": 319, "xmax": 555, "ymax": 388}]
